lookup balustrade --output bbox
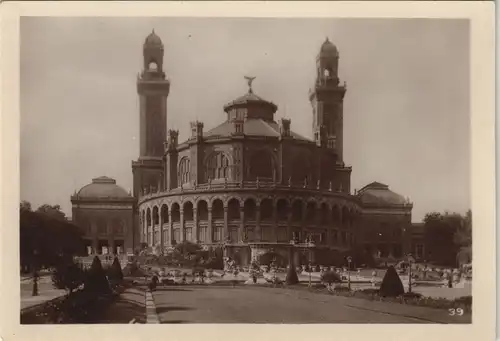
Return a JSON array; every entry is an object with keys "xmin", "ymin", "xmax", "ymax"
[{"xmin": 138, "ymin": 179, "xmax": 355, "ymax": 202}]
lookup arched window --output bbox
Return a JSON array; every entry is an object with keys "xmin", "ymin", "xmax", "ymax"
[
  {"xmin": 171, "ymin": 203, "xmax": 180, "ymax": 223},
  {"xmin": 306, "ymin": 201, "xmax": 316, "ymax": 224},
  {"xmin": 248, "ymin": 151, "xmax": 274, "ymax": 180},
  {"xmin": 323, "ymin": 68, "xmax": 330, "ymax": 77},
  {"xmin": 206, "ymin": 152, "xmax": 230, "ymax": 180},
  {"xmin": 260, "ymin": 199, "xmax": 273, "ymax": 221},
  {"xmin": 212, "ymin": 200, "xmax": 224, "ymax": 220},
  {"xmin": 178, "ymin": 158, "xmax": 190, "ymax": 184},
  {"xmin": 276, "ymin": 199, "xmax": 288, "ymax": 221},
  {"xmin": 183, "ymin": 202, "xmax": 194, "ymax": 221},
  {"xmin": 228, "ymin": 199, "xmax": 240, "ymax": 220},
  {"xmin": 113, "ymin": 219, "xmax": 125, "ymax": 235},
  {"xmin": 161, "ymin": 204, "xmax": 169, "ymax": 224},
  {"xmin": 197, "ymin": 201, "xmax": 209, "ymax": 221},
  {"xmin": 148, "ymin": 61, "xmax": 158, "ymax": 71},
  {"xmin": 153, "ymin": 206, "xmax": 159, "ymax": 225},
  {"xmin": 146, "ymin": 208, "xmax": 152, "ymax": 227},
  {"xmin": 244, "ymin": 199, "xmax": 257, "ymax": 221},
  {"xmin": 291, "ymin": 200, "xmax": 303, "ymax": 222}
]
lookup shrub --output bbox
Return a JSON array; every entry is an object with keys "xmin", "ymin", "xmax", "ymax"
[
  {"xmin": 108, "ymin": 257, "xmax": 124, "ymax": 285},
  {"xmin": 454, "ymin": 295, "xmax": 472, "ymax": 306},
  {"xmin": 122, "ymin": 261, "xmax": 144, "ymax": 277},
  {"xmin": 84, "ymin": 256, "xmax": 111, "ymax": 296},
  {"xmin": 358, "ymin": 288, "xmax": 379, "ymax": 296},
  {"xmin": 379, "ymin": 266, "xmax": 404, "ymax": 297},
  {"xmin": 403, "ymin": 292, "xmax": 423, "ymax": 299},
  {"xmin": 51, "ymin": 258, "xmax": 86, "ymax": 296},
  {"xmin": 285, "ymin": 265, "xmax": 299, "ymax": 285},
  {"xmin": 321, "ymin": 271, "xmax": 342, "ymax": 286}
]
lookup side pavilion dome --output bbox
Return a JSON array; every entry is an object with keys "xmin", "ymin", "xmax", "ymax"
[{"xmin": 76, "ymin": 176, "xmax": 131, "ymax": 199}]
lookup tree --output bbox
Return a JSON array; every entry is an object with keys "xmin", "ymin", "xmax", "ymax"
[
  {"xmin": 20, "ymin": 201, "xmax": 32, "ymax": 212},
  {"xmin": 52, "ymin": 258, "xmax": 86, "ymax": 296},
  {"xmin": 108, "ymin": 257, "xmax": 124, "ymax": 285},
  {"xmin": 174, "ymin": 241, "xmax": 202, "ymax": 257},
  {"xmin": 320, "ymin": 271, "xmax": 342, "ymax": 290},
  {"xmin": 20, "ymin": 205, "xmax": 85, "ymax": 273},
  {"xmin": 84, "ymin": 256, "xmax": 110, "ymax": 296},
  {"xmin": 36, "ymin": 204, "xmax": 67, "ymax": 221},
  {"xmin": 379, "ymin": 266, "xmax": 404, "ymax": 297},
  {"xmin": 423, "ymin": 212, "xmax": 461, "ymax": 266},
  {"xmin": 454, "ymin": 210, "xmax": 472, "ymax": 248}
]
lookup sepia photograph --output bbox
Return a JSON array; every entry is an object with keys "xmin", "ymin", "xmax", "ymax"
[{"xmin": 0, "ymin": 2, "xmax": 495, "ymax": 341}]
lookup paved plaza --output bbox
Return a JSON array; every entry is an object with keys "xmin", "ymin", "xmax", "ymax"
[{"xmin": 151, "ymin": 286, "xmax": 471, "ymax": 324}]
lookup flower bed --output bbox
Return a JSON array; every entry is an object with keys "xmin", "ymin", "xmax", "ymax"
[
  {"xmin": 21, "ymin": 287, "xmax": 124, "ymax": 324},
  {"xmin": 328, "ymin": 288, "xmax": 472, "ymax": 313},
  {"xmin": 247, "ymin": 281, "xmax": 472, "ymax": 313}
]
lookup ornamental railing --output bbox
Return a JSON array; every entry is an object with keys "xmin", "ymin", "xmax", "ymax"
[{"xmin": 138, "ymin": 179, "xmax": 358, "ymax": 203}]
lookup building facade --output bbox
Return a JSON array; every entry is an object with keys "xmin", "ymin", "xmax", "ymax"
[
  {"xmin": 71, "ymin": 176, "xmax": 136, "ymax": 255},
  {"xmin": 356, "ymin": 182, "xmax": 413, "ymax": 262},
  {"xmin": 71, "ymin": 32, "xmax": 418, "ymax": 265},
  {"xmin": 134, "ymin": 32, "xmax": 414, "ymax": 266}
]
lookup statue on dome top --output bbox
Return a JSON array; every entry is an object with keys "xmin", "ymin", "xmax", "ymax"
[{"xmin": 244, "ymin": 76, "xmax": 256, "ymax": 94}]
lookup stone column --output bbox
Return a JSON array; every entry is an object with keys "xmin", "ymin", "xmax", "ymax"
[
  {"xmin": 302, "ymin": 203, "xmax": 307, "ymax": 230},
  {"xmin": 239, "ymin": 206, "xmax": 245, "ymax": 242},
  {"xmin": 109, "ymin": 238, "xmax": 115, "ymax": 255},
  {"xmin": 272, "ymin": 203, "xmax": 278, "ymax": 242},
  {"xmin": 287, "ymin": 210, "xmax": 292, "ymax": 242},
  {"xmin": 149, "ymin": 221, "xmax": 153, "ymax": 247},
  {"xmin": 315, "ymin": 205, "xmax": 320, "ymax": 229},
  {"xmin": 208, "ymin": 208, "xmax": 213, "ymax": 243},
  {"xmin": 159, "ymin": 211, "xmax": 164, "ymax": 253},
  {"xmin": 92, "ymin": 237, "xmax": 98, "ymax": 255},
  {"xmin": 168, "ymin": 211, "xmax": 174, "ymax": 245},
  {"xmin": 151, "ymin": 223, "xmax": 155, "ymax": 247},
  {"xmin": 223, "ymin": 206, "xmax": 229, "ymax": 242},
  {"xmin": 255, "ymin": 203, "xmax": 261, "ymax": 241},
  {"xmin": 180, "ymin": 209, "xmax": 185, "ymax": 242},
  {"xmin": 193, "ymin": 208, "xmax": 198, "ymax": 243}
]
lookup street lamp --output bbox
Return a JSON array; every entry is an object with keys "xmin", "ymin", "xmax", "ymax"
[
  {"xmin": 407, "ymin": 253, "xmax": 415, "ymax": 293},
  {"xmin": 346, "ymin": 256, "xmax": 353, "ymax": 291},
  {"xmin": 31, "ymin": 249, "xmax": 39, "ymax": 296}
]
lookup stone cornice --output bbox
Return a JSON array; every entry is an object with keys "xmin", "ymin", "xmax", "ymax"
[
  {"xmin": 138, "ymin": 180, "xmax": 359, "ymax": 206},
  {"xmin": 71, "ymin": 203, "xmax": 134, "ymax": 210}
]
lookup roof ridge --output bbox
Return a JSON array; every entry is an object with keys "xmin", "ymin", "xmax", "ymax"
[{"xmin": 256, "ymin": 119, "xmax": 280, "ymax": 136}]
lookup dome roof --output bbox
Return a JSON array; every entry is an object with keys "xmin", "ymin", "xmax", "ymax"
[
  {"xmin": 77, "ymin": 176, "xmax": 130, "ymax": 199},
  {"xmin": 357, "ymin": 182, "xmax": 407, "ymax": 206},
  {"xmin": 205, "ymin": 118, "xmax": 310, "ymax": 141},
  {"xmin": 320, "ymin": 38, "xmax": 339, "ymax": 56},
  {"xmin": 144, "ymin": 30, "xmax": 163, "ymax": 46},
  {"xmin": 223, "ymin": 91, "xmax": 277, "ymax": 113}
]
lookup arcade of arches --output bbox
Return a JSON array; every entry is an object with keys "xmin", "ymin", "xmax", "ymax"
[{"xmin": 140, "ymin": 195, "xmax": 360, "ymax": 266}]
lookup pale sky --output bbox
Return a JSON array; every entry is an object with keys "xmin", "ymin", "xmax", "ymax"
[{"xmin": 20, "ymin": 17, "xmax": 470, "ymax": 222}]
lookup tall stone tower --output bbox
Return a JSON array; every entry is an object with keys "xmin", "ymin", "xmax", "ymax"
[
  {"xmin": 309, "ymin": 38, "xmax": 347, "ymax": 162},
  {"xmin": 132, "ymin": 30, "xmax": 170, "ymax": 198}
]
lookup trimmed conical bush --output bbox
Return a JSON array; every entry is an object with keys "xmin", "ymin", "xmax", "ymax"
[
  {"xmin": 379, "ymin": 265, "xmax": 404, "ymax": 297},
  {"xmin": 85, "ymin": 256, "xmax": 111, "ymax": 296},
  {"xmin": 109, "ymin": 257, "xmax": 124, "ymax": 283}
]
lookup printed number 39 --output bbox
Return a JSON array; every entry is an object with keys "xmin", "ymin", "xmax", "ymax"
[{"xmin": 449, "ymin": 308, "xmax": 464, "ymax": 316}]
